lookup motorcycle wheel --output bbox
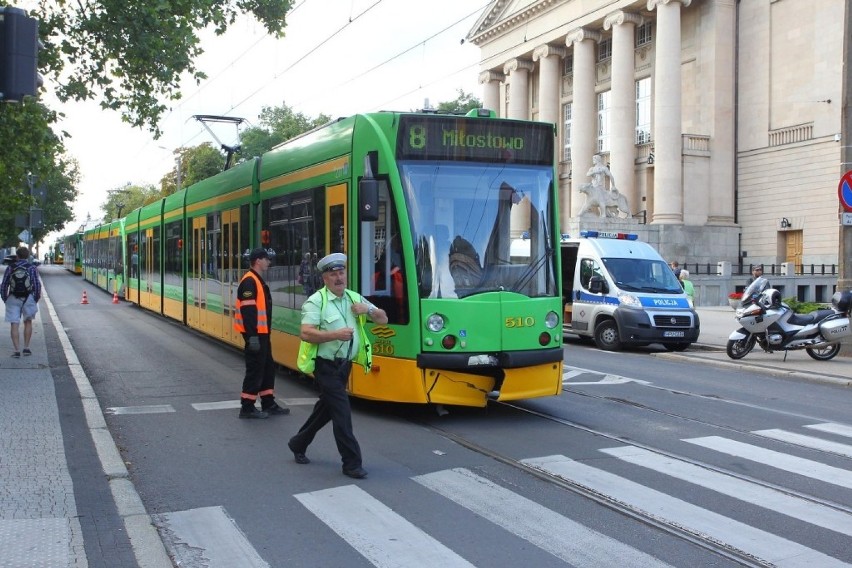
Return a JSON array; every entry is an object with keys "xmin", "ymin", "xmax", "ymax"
[
  {"xmin": 726, "ymin": 336, "xmax": 756, "ymax": 359},
  {"xmin": 806, "ymin": 343, "xmax": 841, "ymax": 361}
]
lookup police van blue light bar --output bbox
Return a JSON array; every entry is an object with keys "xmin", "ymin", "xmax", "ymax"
[{"xmin": 579, "ymin": 230, "xmax": 638, "ymax": 240}]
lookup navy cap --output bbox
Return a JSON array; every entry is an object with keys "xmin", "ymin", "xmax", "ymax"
[
  {"xmin": 317, "ymin": 252, "xmax": 346, "ymax": 272},
  {"xmin": 249, "ymin": 248, "xmax": 269, "ymax": 263}
]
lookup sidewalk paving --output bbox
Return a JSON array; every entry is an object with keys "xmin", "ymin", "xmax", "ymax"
[{"xmin": 0, "ymin": 286, "xmax": 172, "ymax": 568}]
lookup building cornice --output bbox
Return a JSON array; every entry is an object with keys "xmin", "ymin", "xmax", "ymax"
[{"xmin": 468, "ymin": 0, "xmax": 562, "ymax": 46}]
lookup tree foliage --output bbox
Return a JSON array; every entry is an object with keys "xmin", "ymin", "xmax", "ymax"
[
  {"xmin": 0, "ymin": 99, "xmax": 78, "ymax": 247},
  {"xmin": 239, "ymin": 103, "xmax": 331, "ymax": 158},
  {"xmin": 33, "ymin": 0, "xmax": 294, "ymax": 136},
  {"xmin": 158, "ymin": 143, "xmax": 226, "ymax": 196},
  {"xmin": 436, "ymin": 89, "xmax": 483, "ymax": 114},
  {"xmin": 100, "ymin": 183, "xmax": 158, "ymax": 222}
]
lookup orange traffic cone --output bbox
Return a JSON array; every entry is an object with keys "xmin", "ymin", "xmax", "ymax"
[
  {"xmin": 112, "ymin": 292, "xmax": 119, "ymax": 304},
  {"xmin": 80, "ymin": 290, "xmax": 89, "ymax": 305}
]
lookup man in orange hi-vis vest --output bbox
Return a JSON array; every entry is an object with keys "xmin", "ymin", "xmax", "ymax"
[{"xmin": 234, "ymin": 248, "xmax": 290, "ymax": 419}]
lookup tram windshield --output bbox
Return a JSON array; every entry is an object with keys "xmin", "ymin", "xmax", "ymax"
[{"xmin": 399, "ymin": 161, "xmax": 556, "ymax": 299}]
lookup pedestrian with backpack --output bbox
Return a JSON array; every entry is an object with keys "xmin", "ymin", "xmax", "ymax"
[{"xmin": 1, "ymin": 247, "xmax": 41, "ymax": 358}]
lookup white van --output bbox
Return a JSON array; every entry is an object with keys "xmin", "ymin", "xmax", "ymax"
[{"xmin": 561, "ymin": 230, "xmax": 700, "ymax": 351}]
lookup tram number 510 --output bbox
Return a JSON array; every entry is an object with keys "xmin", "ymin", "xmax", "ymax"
[{"xmin": 505, "ymin": 316, "xmax": 535, "ymax": 328}]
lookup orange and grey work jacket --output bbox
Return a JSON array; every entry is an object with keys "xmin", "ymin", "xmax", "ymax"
[{"xmin": 233, "ymin": 270, "xmax": 270, "ymax": 335}]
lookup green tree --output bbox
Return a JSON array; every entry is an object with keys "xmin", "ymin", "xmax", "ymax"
[
  {"xmin": 32, "ymin": 0, "xmax": 294, "ymax": 136},
  {"xmin": 436, "ymin": 89, "xmax": 483, "ymax": 114},
  {"xmin": 159, "ymin": 143, "xmax": 225, "ymax": 196},
  {"xmin": 0, "ymin": 99, "xmax": 78, "ymax": 247},
  {"xmin": 101, "ymin": 183, "xmax": 158, "ymax": 221},
  {"xmin": 239, "ymin": 103, "xmax": 330, "ymax": 158}
]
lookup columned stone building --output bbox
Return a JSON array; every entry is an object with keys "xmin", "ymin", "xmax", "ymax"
[{"xmin": 467, "ymin": 0, "xmax": 845, "ymax": 285}]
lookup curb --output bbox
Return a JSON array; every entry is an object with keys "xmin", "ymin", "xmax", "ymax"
[{"xmin": 44, "ymin": 290, "xmax": 174, "ymax": 568}]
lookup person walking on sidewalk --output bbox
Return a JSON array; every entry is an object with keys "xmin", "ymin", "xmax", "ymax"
[
  {"xmin": 1, "ymin": 246, "xmax": 41, "ymax": 358},
  {"xmin": 288, "ymin": 252, "xmax": 388, "ymax": 479},
  {"xmin": 234, "ymin": 248, "xmax": 290, "ymax": 419}
]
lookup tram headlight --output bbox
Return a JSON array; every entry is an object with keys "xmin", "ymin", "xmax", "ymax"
[
  {"xmin": 427, "ymin": 313, "xmax": 445, "ymax": 332},
  {"xmin": 544, "ymin": 311, "xmax": 559, "ymax": 329}
]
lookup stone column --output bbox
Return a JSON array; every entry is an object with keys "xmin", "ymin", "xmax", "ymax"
[
  {"xmin": 503, "ymin": 59, "xmax": 535, "ymax": 120},
  {"xmin": 648, "ymin": 0, "xmax": 691, "ymax": 224},
  {"xmin": 566, "ymin": 28, "xmax": 601, "ymax": 218},
  {"xmin": 604, "ymin": 11, "xmax": 644, "ymax": 216},
  {"xmin": 706, "ymin": 0, "xmax": 736, "ymax": 225},
  {"xmin": 532, "ymin": 44, "xmax": 566, "ymax": 126},
  {"xmin": 479, "ymin": 70, "xmax": 505, "ymax": 116}
]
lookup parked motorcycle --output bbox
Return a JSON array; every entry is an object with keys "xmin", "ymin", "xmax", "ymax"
[{"xmin": 726, "ymin": 277, "xmax": 852, "ymax": 360}]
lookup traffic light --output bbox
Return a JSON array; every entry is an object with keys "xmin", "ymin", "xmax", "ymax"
[{"xmin": 0, "ymin": 7, "xmax": 40, "ymax": 102}]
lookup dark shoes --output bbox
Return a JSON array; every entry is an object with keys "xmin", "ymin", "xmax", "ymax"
[
  {"xmin": 239, "ymin": 407, "xmax": 268, "ymax": 419},
  {"xmin": 342, "ymin": 467, "xmax": 368, "ymax": 479},
  {"xmin": 288, "ymin": 439, "xmax": 310, "ymax": 464},
  {"xmin": 22, "ymin": 348, "xmax": 31, "ymax": 356},
  {"xmin": 262, "ymin": 403, "xmax": 290, "ymax": 416}
]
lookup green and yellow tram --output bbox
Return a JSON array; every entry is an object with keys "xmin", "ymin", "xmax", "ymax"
[
  {"xmin": 87, "ymin": 110, "xmax": 564, "ymax": 407},
  {"xmin": 61, "ymin": 231, "xmax": 83, "ymax": 273}
]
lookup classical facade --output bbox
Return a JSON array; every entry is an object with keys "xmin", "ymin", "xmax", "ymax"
[{"xmin": 467, "ymin": 0, "xmax": 845, "ymax": 281}]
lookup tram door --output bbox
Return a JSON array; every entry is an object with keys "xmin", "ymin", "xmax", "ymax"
[
  {"xmin": 139, "ymin": 227, "xmax": 158, "ymax": 311},
  {"xmin": 223, "ymin": 208, "xmax": 244, "ymax": 347},
  {"xmin": 327, "ymin": 184, "xmax": 347, "ymax": 255},
  {"xmin": 187, "ymin": 216, "xmax": 205, "ymax": 331}
]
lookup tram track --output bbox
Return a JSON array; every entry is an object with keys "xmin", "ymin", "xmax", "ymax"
[{"xmin": 414, "ymin": 394, "xmax": 852, "ymax": 568}]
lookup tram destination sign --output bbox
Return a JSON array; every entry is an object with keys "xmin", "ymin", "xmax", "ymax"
[{"xmin": 397, "ymin": 115, "xmax": 553, "ymax": 165}]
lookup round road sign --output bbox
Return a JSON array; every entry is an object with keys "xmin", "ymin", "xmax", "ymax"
[{"xmin": 840, "ymin": 170, "xmax": 852, "ymax": 212}]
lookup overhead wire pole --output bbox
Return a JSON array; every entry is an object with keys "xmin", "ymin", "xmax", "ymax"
[{"xmin": 840, "ymin": 3, "xmax": 852, "ymax": 292}]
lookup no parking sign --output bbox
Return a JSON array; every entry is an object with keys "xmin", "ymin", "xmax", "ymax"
[{"xmin": 839, "ymin": 170, "xmax": 852, "ymax": 212}]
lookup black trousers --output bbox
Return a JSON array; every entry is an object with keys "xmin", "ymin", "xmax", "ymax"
[
  {"xmin": 241, "ymin": 334, "xmax": 275, "ymax": 405},
  {"xmin": 290, "ymin": 357, "xmax": 361, "ymax": 470}
]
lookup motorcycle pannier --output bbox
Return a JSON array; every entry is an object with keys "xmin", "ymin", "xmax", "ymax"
[{"xmin": 819, "ymin": 317, "xmax": 851, "ymax": 340}]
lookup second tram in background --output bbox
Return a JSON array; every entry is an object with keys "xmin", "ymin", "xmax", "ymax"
[{"xmin": 79, "ymin": 109, "xmax": 564, "ymax": 408}]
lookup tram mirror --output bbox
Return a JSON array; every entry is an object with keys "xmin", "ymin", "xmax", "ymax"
[{"xmin": 359, "ymin": 178, "xmax": 380, "ymax": 222}]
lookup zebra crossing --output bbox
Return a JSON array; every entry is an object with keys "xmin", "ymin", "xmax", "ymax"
[{"xmin": 156, "ymin": 421, "xmax": 852, "ymax": 566}]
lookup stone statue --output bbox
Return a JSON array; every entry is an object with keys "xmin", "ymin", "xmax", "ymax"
[{"xmin": 577, "ymin": 154, "xmax": 630, "ymax": 218}]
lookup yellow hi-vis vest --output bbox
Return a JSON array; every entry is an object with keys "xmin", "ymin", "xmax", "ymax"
[{"xmin": 296, "ymin": 288, "xmax": 372, "ymax": 374}]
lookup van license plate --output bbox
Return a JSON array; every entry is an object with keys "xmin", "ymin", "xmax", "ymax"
[{"xmin": 663, "ymin": 331, "xmax": 685, "ymax": 338}]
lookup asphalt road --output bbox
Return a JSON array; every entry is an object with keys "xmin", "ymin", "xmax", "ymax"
[{"xmin": 23, "ymin": 266, "xmax": 852, "ymax": 567}]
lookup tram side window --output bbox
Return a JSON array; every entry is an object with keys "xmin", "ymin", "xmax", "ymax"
[
  {"xmin": 261, "ymin": 188, "xmax": 325, "ymax": 311},
  {"xmin": 127, "ymin": 233, "xmax": 138, "ymax": 278}
]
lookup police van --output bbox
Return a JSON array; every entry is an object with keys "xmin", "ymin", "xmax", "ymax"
[{"xmin": 561, "ymin": 230, "xmax": 700, "ymax": 351}]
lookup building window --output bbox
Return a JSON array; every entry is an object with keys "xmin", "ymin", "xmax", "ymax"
[
  {"xmin": 597, "ymin": 38, "xmax": 612, "ymax": 62},
  {"xmin": 635, "ymin": 78, "xmax": 652, "ymax": 144},
  {"xmin": 563, "ymin": 54, "xmax": 573, "ymax": 75},
  {"xmin": 563, "ymin": 102, "xmax": 573, "ymax": 161},
  {"xmin": 597, "ymin": 90, "xmax": 611, "ymax": 153},
  {"xmin": 636, "ymin": 22, "xmax": 652, "ymax": 47}
]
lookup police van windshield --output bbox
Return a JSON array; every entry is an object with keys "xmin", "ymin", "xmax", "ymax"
[
  {"xmin": 399, "ymin": 161, "xmax": 556, "ymax": 299},
  {"xmin": 603, "ymin": 258, "xmax": 683, "ymax": 294}
]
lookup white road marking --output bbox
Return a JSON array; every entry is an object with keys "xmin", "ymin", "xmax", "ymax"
[
  {"xmin": 105, "ymin": 405, "xmax": 175, "ymax": 415},
  {"xmin": 600, "ymin": 445, "xmax": 852, "ymax": 537},
  {"xmin": 295, "ymin": 485, "xmax": 475, "ymax": 568},
  {"xmin": 523, "ymin": 454, "xmax": 848, "ymax": 567},
  {"xmin": 752, "ymin": 428, "xmax": 852, "ymax": 458},
  {"xmin": 414, "ymin": 468, "xmax": 672, "ymax": 567},
  {"xmin": 685, "ymin": 436, "xmax": 852, "ymax": 490},
  {"xmin": 154, "ymin": 506, "xmax": 268, "ymax": 567},
  {"xmin": 805, "ymin": 422, "xmax": 852, "ymax": 439}
]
